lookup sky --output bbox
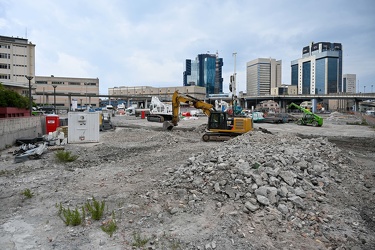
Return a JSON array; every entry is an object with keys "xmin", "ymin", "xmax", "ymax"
[{"xmin": 1, "ymin": 0, "xmax": 375, "ymax": 95}]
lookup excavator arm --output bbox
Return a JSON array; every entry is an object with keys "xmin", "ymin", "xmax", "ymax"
[
  {"xmin": 166, "ymin": 91, "xmax": 215, "ymax": 128},
  {"xmin": 288, "ymin": 102, "xmax": 312, "ymax": 114},
  {"xmin": 288, "ymin": 102, "xmax": 323, "ymax": 127}
]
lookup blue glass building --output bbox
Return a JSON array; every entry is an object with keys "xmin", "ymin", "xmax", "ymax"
[
  {"xmin": 291, "ymin": 42, "xmax": 342, "ymax": 94},
  {"xmin": 183, "ymin": 53, "xmax": 223, "ymax": 96}
]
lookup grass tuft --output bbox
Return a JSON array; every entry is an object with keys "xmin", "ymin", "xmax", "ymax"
[
  {"xmin": 101, "ymin": 211, "xmax": 117, "ymax": 237},
  {"xmin": 22, "ymin": 188, "xmax": 34, "ymax": 198},
  {"xmin": 56, "ymin": 203, "xmax": 84, "ymax": 226},
  {"xmin": 85, "ymin": 197, "xmax": 105, "ymax": 220},
  {"xmin": 55, "ymin": 150, "xmax": 79, "ymax": 163},
  {"xmin": 132, "ymin": 232, "xmax": 149, "ymax": 248}
]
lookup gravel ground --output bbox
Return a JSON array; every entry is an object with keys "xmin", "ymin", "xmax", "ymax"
[{"xmin": 0, "ymin": 113, "xmax": 374, "ymax": 250}]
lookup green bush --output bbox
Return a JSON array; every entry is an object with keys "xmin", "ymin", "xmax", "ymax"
[
  {"xmin": 132, "ymin": 232, "xmax": 149, "ymax": 248},
  {"xmin": 85, "ymin": 197, "xmax": 105, "ymax": 220},
  {"xmin": 101, "ymin": 211, "xmax": 117, "ymax": 237},
  {"xmin": 0, "ymin": 83, "xmax": 30, "ymax": 108},
  {"xmin": 55, "ymin": 150, "xmax": 79, "ymax": 163},
  {"xmin": 56, "ymin": 203, "xmax": 85, "ymax": 226},
  {"xmin": 22, "ymin": 188, "xmax": 34, "ymax": 198}
]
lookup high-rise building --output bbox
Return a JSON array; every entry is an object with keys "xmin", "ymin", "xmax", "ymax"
[
  {"xmin": 183, "ymin": 52, "xmax": 223, "ymax": 96},
  {"xmin": 246, "ymin": 58, "xmax": 281, "ymax": 95},
  {"xmin": 291, "ymin": 42, "xmax": 343, "ymax": 94},
  {"xmin": 0, "ymin": 35, "xmax": 36, "ymax": 96},
  {"xmin": 343, "ymin": 74, "xmax": 356, "ymax": 93}
]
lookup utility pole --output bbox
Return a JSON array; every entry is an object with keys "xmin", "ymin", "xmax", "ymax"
[
  {"xmin": 232, "ymin": 52, "xmax": 237, "ymax": 97},
  {"xmin": 25, "ymin": 76, "xmax": 33, "ymax": 116}
]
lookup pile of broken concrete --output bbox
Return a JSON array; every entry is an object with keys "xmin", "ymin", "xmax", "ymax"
[{"xmin": 162, "ymin": 131, "xmax": 350, "ymax": 239}]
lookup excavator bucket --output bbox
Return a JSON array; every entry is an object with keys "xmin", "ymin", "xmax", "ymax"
[{"xmin": 163, "ymin": 121, "xmax": 174, "ymax": 131}]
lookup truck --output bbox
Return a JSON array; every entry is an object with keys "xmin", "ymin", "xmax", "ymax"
[
  {"xmin": 164, "ymin": 91, "xmax": 254, "ymax": 141},
  {"xmin": 288, "ymin": 102, "xmax": 323, "ymax": 127}
]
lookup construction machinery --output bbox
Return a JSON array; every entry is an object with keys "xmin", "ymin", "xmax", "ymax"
[
  {"xmin": 164, "ymin": 91, "xmax": 253, "ymax": 141},
  {"xmin": 147, "ymin": 96, "xmax": 173, "ymax": 122},
  {"xmin": 288, "ymin": 102, "xmax": 323, "ymax": 127}
]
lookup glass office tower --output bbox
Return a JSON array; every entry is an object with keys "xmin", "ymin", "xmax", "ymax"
[
  {"xmin": 291, "ymin": 42, "xmax": 342, "ymax": 94},
  {"xmin": 183, "ymin": 53, "xmax": 223, "ymax": 96}
]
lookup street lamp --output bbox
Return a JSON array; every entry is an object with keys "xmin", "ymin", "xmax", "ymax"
[
  {"xmin": 52, "ymin": 84, "xmax": 57, "ymax": 114},
  {"xmin": 372, "ymin": 85, "xmax": 373, "ymax": 93},
  {"xmin": 25, "ymin": 76, "xmax": 33, "ymax": 116},
  {"xmin": 364, "ymin": 86, "xmax": 366, "ymax": 93}
]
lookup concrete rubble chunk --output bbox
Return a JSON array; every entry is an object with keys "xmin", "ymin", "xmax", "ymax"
[
  {"xmin": 245, "ymin": 201, "xmax": 259, "ymax": 212},
  {"xmin": 256, "ymin": 195, "xmax": 270, "ymax": 206},
  {"xmin": 279, "ymin": 170, "xmax": 296, "ymax": 186},
  {"xmin": 294, "ymin": 187, "xmax": 306, "ymax": 198},
  {"xmin": 277, "ymin": 204, "xmax": 289, "ymax": 215},
  {"xmin": 288, "ymin": 196, "xmax": 305, "ymax": 209}
]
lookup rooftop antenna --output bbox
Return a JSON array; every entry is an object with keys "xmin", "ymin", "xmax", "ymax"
[{"xmin": 25, "ymin": 28, "xmax": 27, "ymax": 38}]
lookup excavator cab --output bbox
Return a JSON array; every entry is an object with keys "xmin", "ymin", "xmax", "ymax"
[
  {"xmin": 203, "ymin": 111, "xmax": 253, "ymax": 141},
  {"xmin": 208, "ymin": 111, "xmax": 233, "ymax": 130}
]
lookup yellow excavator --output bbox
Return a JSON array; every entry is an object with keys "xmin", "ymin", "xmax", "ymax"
[{"xmin": 163, "ymin": 91, "xmax": 253, "ymax": 141}]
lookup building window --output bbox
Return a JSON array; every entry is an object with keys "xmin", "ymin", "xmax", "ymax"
[
  {"xmin": 52, "ymin": 81, "xmax": 64, "ymax": 85},
  {"xmin": 85, "ymin": 82, "xmax": 96, "ymax": 86},
  {"xmin": 0, "ymin": 63, "xmax": 10, "ymax": 69},
  {"xmin": 0, "ymin": 44, "xmax": 10, "ymax": 49},
  {"xmin": 36, "ymin": 81, "xmax": 48, "ymax": 84},
  {"xmin": 68, "ymin": 82, "xmax": 80, "ymax": 85},
  {"xmin": 0, "ymin": 53, "xmax": 10, "ymax": 59},
  {"xmin": 0, "ymin": 74, "xmax": 10, "ymax": 79}
]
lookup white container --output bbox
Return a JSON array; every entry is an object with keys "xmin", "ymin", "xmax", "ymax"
[{"xmin": 68, "ymin": 112, "xmax": 100, "ymax": 143}]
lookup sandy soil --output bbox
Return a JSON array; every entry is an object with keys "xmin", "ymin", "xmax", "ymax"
[{"xmin": 0, "ymin": 114, "xmax": 374, "ymax": 250}]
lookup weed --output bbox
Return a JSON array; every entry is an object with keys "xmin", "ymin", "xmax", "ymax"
[
  {"xmin": 132, "ymin": 232, "xmax": 149, "ymax": 248},
  {"xmin": 170, "ymin": 240, "xmax": 182, "ymax": 250},
  {"xmin": 55, "ymin": 150, "xmax": 79, "ymax": 163},
  {"xmin": 22, "ymin": 188, "xmax": 34, "ymax": 198},
  {"xmin": 56, "ymin": 203, "xmax": 84, "ymax": 226},
  {"xmin": 85, "ymin": 197, "xmax": 105, "ymax": 220},
  {"xmin": 0, "ymin": 169, "xmax": 9, "ymax": 176},
  {"xmin": 101, "ymin": 211, "xmax": 117, "ymax": 237},
  {"xmin": 252, "ymin": 162, "xmax": 261, "ymax": 169}
]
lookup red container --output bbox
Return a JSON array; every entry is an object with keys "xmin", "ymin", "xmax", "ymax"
[
  {"xmin": 46, "ymin": 114, "xmax": 60, "ymax": 134},
  {"xmin": 141, "ymin": 111, "xmax": 145, "ymax": 119}
]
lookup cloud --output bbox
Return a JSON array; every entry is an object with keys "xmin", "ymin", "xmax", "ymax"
[
  {"xmin": 36, "ymin": 52, "xmax": 97, "ymax": 78},
  {"xmin": 2, "ymin": 0, "xmax": 375, "ymax": 94}
]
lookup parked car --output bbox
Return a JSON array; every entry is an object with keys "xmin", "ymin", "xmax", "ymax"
[
  {"xmin": 262, "ymin": 114, "xmax": 283, "ymax": 124},
  {"xmin": 275, "ymin": 113, "xmax": 298, "ymax": 123}
]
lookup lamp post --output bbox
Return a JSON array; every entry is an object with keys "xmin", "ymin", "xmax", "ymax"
[
  {"xmin": 372, "ymin": 85, "xmax": 373, "ymax": 93},
  {"xmin": 364, "ymin": 86, "xmax": 366, "ymax": 93},
  {"xmin": 25, "ymin": 76, "xmax": 33, "ymax": 116},
  {"xmin": 52, "ymin": 84, "xmax": 57, "ymax": 114},
  {"xmin": 84, "ymin": 82, "xmax": 88, "ymax": 109}
]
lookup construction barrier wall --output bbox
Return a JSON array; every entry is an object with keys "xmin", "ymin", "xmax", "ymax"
[{"xmin": 0, "ymin": 116, "xmax": 44, "ymax": 150}]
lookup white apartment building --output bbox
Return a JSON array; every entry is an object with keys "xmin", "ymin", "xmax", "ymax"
[
  {"xmin": 0, "ymin": 35, "xmax": 36, "ymax": 96},
  {"xmin": 108, "ymin": 85, "xmax": 207, "ymax": 101},
  {"xmin": 246, "ymin": 58, "xmax": 282, "ymax": 96},
  {"xmin": 34, "ymin": 76, "xmax": 100, "ymax": 110},
  {"xmin": 343, "ymin": 74, "xmax": 356, "ymax": 93}
]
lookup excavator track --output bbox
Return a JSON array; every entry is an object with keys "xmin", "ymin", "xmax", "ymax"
[
  {"xmin": 147, "ymin": 115, "xmax": 164, "ymax": 123},
  {"xmin": 202, "ymin": 132, "xmax": 242, "ymax": 142}
]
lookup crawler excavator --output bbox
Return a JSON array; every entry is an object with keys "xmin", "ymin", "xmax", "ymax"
[{"xmin": 163, "ymin": 91, "xmax": 253, "ymax": 141}]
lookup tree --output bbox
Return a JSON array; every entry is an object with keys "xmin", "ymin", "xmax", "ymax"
[{"xmin": 0, "ymin": 83, "xmax": 30, "ymax": 109}]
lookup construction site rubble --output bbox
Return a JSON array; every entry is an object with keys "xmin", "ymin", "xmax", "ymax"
[
  {"xmin": 326, "ymin": 111, "xmax": 362, "ymax": 125},
  {"xmin": 162, "ymin": 131, "xmax": 374, "ymax": 248},
  {"xmin": 1, "ymin": 116, "xmax": 374, "ymax": 249}
]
